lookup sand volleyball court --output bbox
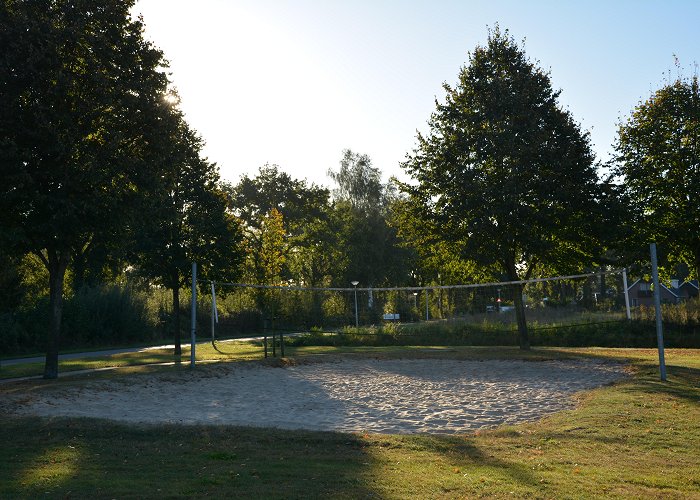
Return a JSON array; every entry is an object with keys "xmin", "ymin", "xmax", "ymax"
[{"xmin": 3, "ymin": 357, "xmax": 628, "ymax": 434}]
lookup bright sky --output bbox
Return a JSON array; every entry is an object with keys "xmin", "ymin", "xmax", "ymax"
[{"xmin": 133, "ymin": 0, "xmax": 699, "ymax": 186}]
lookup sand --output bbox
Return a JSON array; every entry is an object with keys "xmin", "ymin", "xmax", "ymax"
[{"xmin": 2, "ymin": 357, "xmax": 628, "ymax": 434}]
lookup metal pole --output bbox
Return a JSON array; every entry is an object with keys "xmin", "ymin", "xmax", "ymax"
[
  {"xmin": 272, "ymin": 300, "xmax": 276, "ymax": 357},
  {"xmin": 622, "ymin": 268, "xmax": 631, "ymax": 320},
  {"xmin": 190, "ymin": 262, "xmax": 197, "ymax": 368},
  {"xmin": 354, "ymin": 287, "xmax": 359, "ymax": 328},
  {"xmin": 425, "ymin": 289, "xmax": 429, "ymax": 321},
  {"xmin": 650, "ymin": 243, "xmax": 667, "ymax": 381},
  {"xmin": 211, "ymin": 282, "xmax": 217, "ymax": 345}
]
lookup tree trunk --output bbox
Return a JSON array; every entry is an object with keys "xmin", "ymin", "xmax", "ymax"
[
  {"xmin": 44, "ymin": 251, "xmax": 70, "ymax": 379},
  {"xmin": 505, "ymin": 260, "xmax": 530, "ymax": 350},
  {"xmin": 172, "ymin": 284, "xmax": 182, "ymax": 356},
  {"xmin": 513, "ymin": 282, "xmax": 530, "ymax": 350},
  {"xmin": 582, "ymin": 277, "xmax": 593, "ymax": 308}
]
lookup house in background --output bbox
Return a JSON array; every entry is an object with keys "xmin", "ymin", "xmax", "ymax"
[
  {"xmin": 677, "ymin": 280, "xmax": 699, "ymax": 300},
  {"xmin": 626, "ymin": 279, "xmax": 679, "ymax": 307},
  {"xmin": 627, "ymin": 279, "xmax": 699, "ymax": 306}
]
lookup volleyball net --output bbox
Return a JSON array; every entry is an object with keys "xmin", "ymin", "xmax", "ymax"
[{"xmin": 200, "ymin": 268, "xmax": 631, "ymax": 349}]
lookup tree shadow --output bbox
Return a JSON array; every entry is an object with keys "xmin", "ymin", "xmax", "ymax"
[
  {"xmin": 621, "ymin": 364, "xmax": 700, "ymax": 405},
  {"xmin": 1, "ymin": 416, "xmax": 382, "ymax": 498},
  {"xmin": 395, "ymin": 432, "xmax": 540, "ymax": 487}
]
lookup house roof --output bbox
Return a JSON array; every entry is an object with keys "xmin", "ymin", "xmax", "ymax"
[
  {"xmin": 627, "ymin": 278, "xmax": 679, "ymax": 298},
  {"xmin": 679, "ymin": 280, "xmax": 699, "ymax": 290}
]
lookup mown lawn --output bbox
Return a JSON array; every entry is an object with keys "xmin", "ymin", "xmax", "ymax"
[{"xmin": 1, "ymin": 347, "xmax": 699, "ymax": 499}]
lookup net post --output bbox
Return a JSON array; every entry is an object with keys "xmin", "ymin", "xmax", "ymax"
[
  {"xmin": 263, "ymin": 308, "xmax": 268, "ymax": 358},
  {"xmin": 425, "ymin": 289, "xmax": 429, "ymax": 321},
  {"xmin": 650, "ymin": 243, "xmax": 667, "ymax": 381},
  {"xmin": 622, "ymin": 268, "xmax": 631, "ymax": 320},
  {"xmin": 272, "ymin": 300, "xmax": 276, "ymax": 357},
  {"xmin": 211, "ymin": 282, "xmax": 217, "ymax": 345},
  {"xmin": 190, "ymin": 262, "xmax": 197, "ymax": 368}
]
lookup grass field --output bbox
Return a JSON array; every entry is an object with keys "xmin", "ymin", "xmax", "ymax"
[{"xmin": 1, "ymin": 346, "xmax": 699, "ymax": 498}]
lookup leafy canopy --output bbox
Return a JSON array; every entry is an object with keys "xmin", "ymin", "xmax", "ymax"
[
  {"xmin": 401, "ymin": 26, "xmax": 601, "ymax": 281},
  {"xmin": 400, "ymin": 26, "xmax": 603, "ymax": 348},
  {"xmin": 614, "ymin": 75, "xmax": 700, "ymax": 277}
]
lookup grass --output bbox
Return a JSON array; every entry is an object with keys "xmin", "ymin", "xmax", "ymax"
[
  {"xmin": 0, "ymin": 341, "xmax": 263, "ymax": 380},
  {"xmin": 0, "ymin": 336, "xmax": 582, "ymax": 380},
  {"xmin": 0, "ymin": 337, "xmax": 639, "ymax": 380},
  {"xmin": 1, "ymin": 347, "xmax": 699, "ymax": 498}
]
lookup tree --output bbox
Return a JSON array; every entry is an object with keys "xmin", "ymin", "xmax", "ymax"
[
  {"xmin": 390, "ymin": 195, "xmax": 492, "ymax": 286},
  {"xmin": 614, "ymin": 75, "xmax": 700, "ymax": 277},
  {"xmin": 400, "ymin": 27, "xmax": 602, "ymax": 349},
  {"xmin": 0, "ymin": 0, "xmax": 170, "ymax": 377},
  {"xmin": 327, "ymin": 149, "xmax": 413, "ymax": 288},
  {"xmin": 225, "ymin": 164, "xmax": 330, "ymax": 238},
  {"xmin": 253, "ymin": 208, "xmax": 286, "ymax": 318},
  {"xmin": 224, "ymin": 165, "xmax": 337, "ymax": 287},
  {"xmin": 328, "ymin": 149, "xmax": 385, "ymax": 214},
  {"xmin": 133, "ymin": 102, "xmax": 244, "ymax": 356}
]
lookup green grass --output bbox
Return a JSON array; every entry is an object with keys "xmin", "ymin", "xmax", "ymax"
[
  {"xmin": 0, "ymin": 338, "xmax": 568, "ymax": 380},
  {"xmin": 0, "ymin": 341, "xmax": 262, "ymax": 380},
  {"xmin": 1, "ymin": 347, "xmax": 699, "ymax": 498}
]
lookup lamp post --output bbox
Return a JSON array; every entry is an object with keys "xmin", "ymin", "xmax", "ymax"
[{"xmin": 351, "ymin": 281, "xmax": 359, "ymax": 328}]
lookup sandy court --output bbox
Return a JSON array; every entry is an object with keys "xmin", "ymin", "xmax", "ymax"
[{"xmin": 2, "ymin": 358, "xmax": 628, "ymax": 434}]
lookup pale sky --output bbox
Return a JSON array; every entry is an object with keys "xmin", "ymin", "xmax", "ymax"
[{"xmin": 133, "ymin": 0, "xmax": 699, "ymax": 186}]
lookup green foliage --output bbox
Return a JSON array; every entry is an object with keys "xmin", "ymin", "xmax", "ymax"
[
  {"xmin": 614, "ymin": 75, "xmax": 700, "ymax": 276},
  {"xmin": 0, "ymin": 0, "xmax": 169, "ymax": 257},
  {"xmin": 402, "ymin": 26, "xmax": 601, "ymax": 277},
  {"xmin": 0, "ymin": 251, "xmax": 27, "ymax": 313},
  {"xmin": 0, "ymin": 0, "xmax": 175, "ymax": 376},
  {"xmin": 328, "ymin": 149, "xmax": 385, "ymax": 214},
  {"xmin": 0, "ymin": 285, "xmax": 169, "ymax": 356},
  {"xmin": 60, "ymin": 286, "xmax": 157, "ymax": 346},
  {"xmin": 225, "ymin": 163, "xmax": 331, "ymax": 240},
  {"xmin": 400, "ymin": 26, "xmax": 604, "ymax": 348},
  {"xmin": 225, "ymin": 165, "xmax": 341, "ymax": 289},
  {"xmin": 133, "ymin": 103, "xmax": 244, "ymax": 291},
  {"xmin": 257, "ymin": 208, "xmax": 286, "ymax": 284},
  {"xmin": 390, "ymin": 196, "xmax": 494, "ymax": 286},
  {"xmin": 328, "ymin": 149, "xmax": 414, "ymax": 287},
  {"xmin": 285, "ymin": 318, "xmax": 700, "ymax": 349},
  {"xmin": 226, "ymin": 156, "xmax": 414, "ymax": 291}
]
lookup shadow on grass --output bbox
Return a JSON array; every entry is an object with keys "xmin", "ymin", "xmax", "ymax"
[
  {"xmin": 0, "ymin": 417, "xmax": 381, "ymax": 499},
  {"xmin": 398, "ymin": 433, "xmax": 539, "ymax": 488},
  {"xmin": 626, "ymin": 364, "xmax": 700, "ymax": 405},
  {"xmin": 1, "ymin": 416, "xmax": 547, "ymax": 499}
]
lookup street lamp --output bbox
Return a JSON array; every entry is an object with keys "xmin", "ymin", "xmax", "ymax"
[{"xmin": 351, "ymin": 281, "xmax": 359, "ymax": 328}]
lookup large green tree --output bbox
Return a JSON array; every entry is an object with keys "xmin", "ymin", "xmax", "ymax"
[
  {"xmin": 614, "ymin": 75, "xmax": 700, "ymax": 277},
  {"xmin": 400, "ymin": 27, "xmax": 602, "ymax": 349},
  {"xmin": 0, "ymin": 0, "xmax": 170, "ymax": 377}
]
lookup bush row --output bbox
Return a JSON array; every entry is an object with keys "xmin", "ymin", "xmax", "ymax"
[
  {"xmin": 4, "ymin": 288, "xmax": 700, "ymax": 357},
  {"xmin": 1, "ymin": 285, "xmax": 175, "ymax": 356},
  {"xmin": 286, "ymin": 319, "xmax": 700, "ymax": 349}
]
